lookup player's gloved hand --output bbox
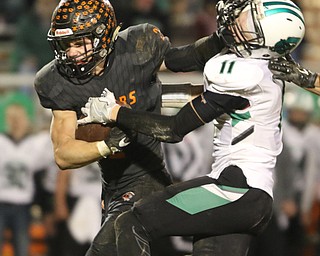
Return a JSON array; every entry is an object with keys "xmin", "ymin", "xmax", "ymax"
[
  {"xmin": 217, "ymin": 27, "xmax": 235, "ymax": 50},
  {"xmin": 104, "ymin": 127, "xmax": 132, "ymax": 155},
  {"xmin": 269, "ymin": 55, "xmax": 317, "ymax": 88},
  {"xmin": 97, "ymin": 126, "xmax": 133, "ymax": 157},
  {"xmin": 78, "ymin": 89, "xmax": 119, "ymax": 125}
]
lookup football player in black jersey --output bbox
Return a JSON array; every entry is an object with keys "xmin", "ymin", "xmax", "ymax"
[{"xmin": 33, "ymin": 0, "xmax": 225, "ymax": 255}]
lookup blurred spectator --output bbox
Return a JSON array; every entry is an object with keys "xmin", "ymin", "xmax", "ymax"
[
  {"xmin": 0, "ymin": 91, "xmax": 35, "ymax": 133},
  {"xmin": 35, "ymin": 148, "xmax": 58, "ymax": 256},
  {"xmin": 163, "ymin": 124, "xmax": 214, "ymax": 182},
  {"xmin": 300, "ymin": 122, "xmax": 320, "ymax": 256},
  {"xmin": 193, "ymin": 0, "xmax": 218, "ymax": 39},
  {"xmin": 248, "ymin": 143, "xmax": 297, "ymax": 256},
  {"xmin": 0, "ymin": 103, "xmax": 51, "ymax": 256},
  {"xmin": 31, "ymin": 130, "xmax": 102, "ymax": 256},
  {"xmin": 0, "ymin": 0, "xmax": 29, "ymax": 25},
  {"xmin": 111, "ymin": 0, "xmax": 170, "ymax": 36},
  {"xmin": 169, "ymin": 0, "xmax": 196, "ymax": 45},
  {"xmin": 49, "ymin": 165, "xmax": 102, "ymax": 256},
  {"xmin": 281, "ymin": 86, "xmax": 319, "ymax": 256},
  {"xmin": 154, "ymin": 0, "xmax": 170, "ymax": 13},
  {"xmin": 249, "ymin": 86, "xmax": 319, "ymax": 256},
  {"xmin": 9, "ymin": 0, "xmax": 57, "ymax": 73}
]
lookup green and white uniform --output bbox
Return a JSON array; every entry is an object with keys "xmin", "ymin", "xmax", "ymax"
[
  {"xmin": 114, "ymin": 53, "xmax": 282, "ymax": 256},
  {"xmin": 204, "ymin": 53, "xmax": 284, "ymax": 197}
]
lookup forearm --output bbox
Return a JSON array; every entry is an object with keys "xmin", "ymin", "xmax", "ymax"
[
  {"xmin": 116, "ymin": 103, "xmax": 204, "ymax": 143},
  {"xmin": 165, "ymin": 32, "xmax": 224, "ymax": 72},
  {"xmin": 51, "ymin": 111, "xmax": 105, "ymax": 169},
  {"xmin": 113, "ymin": 92, "xmax": 246, "ymax": 142},
  {"xmin": 53, "ymin": 137, "xmax": 103, "ymax": 169}
]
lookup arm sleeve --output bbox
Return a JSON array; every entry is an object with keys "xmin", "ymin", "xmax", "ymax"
[
  {"xmin": 164, "ymin": 32, "xmax": 225, "ymax": 72},
  {"xmin": 116, "ymin": 91, "xmax": 249, "ymax": 143}
]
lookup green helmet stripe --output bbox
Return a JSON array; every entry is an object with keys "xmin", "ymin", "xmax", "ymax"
[
  {"xmin": 263, "ymin": 1, "xmax": 301, "ymax": 11},
  {"xmin": 264, "ymin": 8, "xmax": 305, "ymax": 24}
]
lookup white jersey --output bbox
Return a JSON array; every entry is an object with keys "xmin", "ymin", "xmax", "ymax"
[
  {"xmin": 0, "ymin": 131, "xmax": 53, "ymax": 204},
  {"xmin": 204, "ymin": 53, "xmax": 284, "ymax": 197},
  {"xmin": 68, "ymin": 163, "xmax": 102, "ymax": 199}
]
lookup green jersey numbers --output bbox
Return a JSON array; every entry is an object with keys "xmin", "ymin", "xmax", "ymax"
[{"xmin": 220, "ymin": 60, "xmax": 236, "ymax": 74}]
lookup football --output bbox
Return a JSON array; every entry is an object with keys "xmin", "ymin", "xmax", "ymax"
[{"xmin": 75, "ymin": 122, "xmax": 113, "ymax": 142}]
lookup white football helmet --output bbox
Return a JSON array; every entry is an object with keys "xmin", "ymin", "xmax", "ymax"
[{"xmin": 216, "ymin": 0, "xmax": 305, "ymax": 59}]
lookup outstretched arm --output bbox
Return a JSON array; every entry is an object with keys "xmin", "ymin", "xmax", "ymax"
[
  {"xmin": 78, "ymin": 90, "xmax": 249, "ymax": 143},
  {"xmin": 164, "ymin": 32, "xmax": 225, "ymax": 72},
  {"xmin": 115, "ymin": 91, "xmax": 248, "ymax": 142}
]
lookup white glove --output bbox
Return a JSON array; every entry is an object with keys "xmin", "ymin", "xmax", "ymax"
[{"xmin": 78, "ymin": 90, "xmax": 117, "ymax": 125}]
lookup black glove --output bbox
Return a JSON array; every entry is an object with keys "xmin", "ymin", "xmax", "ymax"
[
  {"xmin": 217, "ymin": 27, "xmax": 235, "ymax": 50},
  {"xmin": 268, "ymin": 55, "xmax": 317, "ymax": 88},
  {"xmin": 104, "ymin": 127, "xmax": 133, "ymax": 154}
]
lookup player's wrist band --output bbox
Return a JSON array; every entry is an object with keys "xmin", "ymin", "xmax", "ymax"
[{"xmin": 96, "ymin": 141, "xmax": 111, "ymax": 158}]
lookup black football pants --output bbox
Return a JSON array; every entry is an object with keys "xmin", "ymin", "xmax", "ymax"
[
  {"xmin": 85, "ymin": 172, "xmax": 171, "ymax": 256},
  {"xmin": 115, "ymin": 166, "xmax": 273, "ymax": 256}
]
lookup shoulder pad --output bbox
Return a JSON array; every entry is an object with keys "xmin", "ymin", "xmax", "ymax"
[
  {"xmin": 118, "ymin": 23, "xmax": 164, "ymax": 44},
  {"xmin": 117, "ymin": 24, "xmax": 170, "ymax": 66},
  {"xmin": 34, "ymin": 61, "xmax": 66, "ymax": 109},
  {"xmin": 204, "ymin": 55, "xmax": 264, "ymax": 92},
  {"xmin": 34, "ymin": 61, "xmax": 63, "ymax": 98}
]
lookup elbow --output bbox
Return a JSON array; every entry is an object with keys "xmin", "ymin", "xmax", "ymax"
[
  {"xmin": 168, "ymin": 134, "xmax": 183, "ymax": 143},
  {"xmin": 55, "ymin": 158, "xmax": 70, "ymax": 170},
  {"xmin": 54, "ymin": 150, "xmax": 72, "ymax": 170},
  {"xmin": 156, "ymin": 133, "xmax": 183, "ymax": 143},
  {"xmin": 155, "ymin": 121, "xmax": 184, "ymax": 143}
]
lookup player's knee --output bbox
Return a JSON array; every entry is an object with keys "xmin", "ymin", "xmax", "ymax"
[
  {"xmin": 115, "ymin": 211, "xmax": 137, "ymax": 234},
  {"xmin": 115, "ymin": 211, "xmax": 151, "ymax": 255},
  {"xmin": 115, "ymin": 210, "xmax": 149, "ymax": 240},
  {"xmin": 85, "ymin": 243, "xmax": 116, "ymax": 256}
]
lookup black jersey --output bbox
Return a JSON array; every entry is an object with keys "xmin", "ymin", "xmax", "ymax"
[{"xmin": 34, "ymin": 24, "xmax": 172, "ymax": 191}]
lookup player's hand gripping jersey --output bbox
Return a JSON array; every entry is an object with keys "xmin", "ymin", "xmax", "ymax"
[{"xmin": 204, "ymin": 53, "xmax": 284, "ymax": 197}]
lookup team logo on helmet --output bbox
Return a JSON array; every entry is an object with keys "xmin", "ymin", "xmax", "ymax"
[{"xmin": 54, "ymin": 28, "xmax": 74, "ymax": 36}]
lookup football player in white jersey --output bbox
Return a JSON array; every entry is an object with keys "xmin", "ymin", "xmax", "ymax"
[
  {"xmin": 0, "ymin": 104, "xmax": 52, "ymax": 256},
  {"xmin": 78, "ymin": 0, "xmax": 305, "ymax": 255}
]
